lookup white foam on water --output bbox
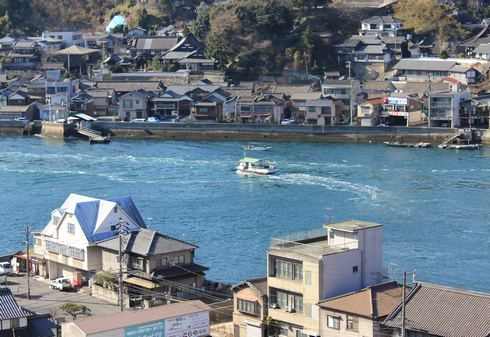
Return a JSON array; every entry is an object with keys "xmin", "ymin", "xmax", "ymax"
[{"xmin": 268, "ymin": 173, "xmax": 380, "ymax": 200}]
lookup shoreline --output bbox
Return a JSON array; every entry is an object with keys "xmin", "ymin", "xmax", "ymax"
[{"xmin": 1, "ymin": 120, "xmax": 487, "ymax": 145}]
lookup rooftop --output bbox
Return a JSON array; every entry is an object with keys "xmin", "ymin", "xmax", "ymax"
[
  {"xmin": 325, "ymin": 220, "xmax": 382, "ymax": 232},
  {"xmin": 71, "ymin": 300, "xmax": 210, "ymax": 335},
  {"xmin": 318, "ymin": 281, "xmax": 402, "ymax": 319},
  {"xmin": 384, "ymin": 283, "xmax": 490, "ymax": 337}
]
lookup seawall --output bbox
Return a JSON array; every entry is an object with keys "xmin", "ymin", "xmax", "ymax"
[
  {"xmin": 0, "ymin": 120, "xmax": 27, "ymax": 135},
  {"xmin": 93, "ymin": 122, "xmax": 458, "ymax": 144}
]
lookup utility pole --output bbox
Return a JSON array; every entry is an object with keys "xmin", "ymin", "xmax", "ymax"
[
  {"xmin": 346, "ymin": 61, "xmax": 354, "ymax": 126},
  {"xmin": 401, "ymin": 271, "xmax": 407, "ymax": 337},
  {"xmin": 118, "ymin": 230, "xmax": 123, "ymax": 312},
  {"xmin": 25, "ymin": 225, "xmax": 31, "ymax": 300}
]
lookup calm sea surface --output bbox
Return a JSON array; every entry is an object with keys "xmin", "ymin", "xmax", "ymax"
[{"xmin": 0, "ymin": 137, "xmax": 489, "ymax": 291}]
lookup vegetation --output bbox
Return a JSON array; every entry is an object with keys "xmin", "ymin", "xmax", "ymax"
[
  {"xmin": 60, "ymin": 303, "xmax": 91, "ymax": 320},
  {"xmin": 394, "ymin": 0, "xmax": 467, "ymax": 53},
  {"xmin": 94, "ymin": 271, "xmax": 116, "ymax": 289}
]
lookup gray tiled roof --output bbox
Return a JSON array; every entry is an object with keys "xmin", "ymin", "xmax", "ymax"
[
  {"xmin": 135, "ymin": 37, "xmax": 178, "ymax": 51},
  {"xmin": 475, "ymin": 43, "xmax": 490, "ymax": 54},
  {"xmin": 0, "ymin": 288, "xmax": 31, "ymax": 320},
  {"xmin": 394, "ymin": 59, "xmax": 457, "ymax": 72},
  {"xmin": 362, "ymin": 15, "xmax": 399, "ymax": 25},
  {"xmin": 383, "ymin": 283, "xmax": 490, "ymax": 337},
  {"xmin": 95, "ymin": 228, "xmax": 197, "ymax": 257}
]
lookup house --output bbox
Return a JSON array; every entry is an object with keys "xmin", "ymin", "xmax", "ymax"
[
  {"xmin": 150, "ymin": 91, "xmax": 193, "ymax": 118},
  {"xmin": 71, "ymin": 89, "xmax": 117, "ymax": 116},
  {"xmin": 393, "ymin": 58, "xmax": 484, "ymax": 84},
  {"xmin": 132, "ymin": 36, "xmax": 179, "ymax": 58},
  {"xmin": 237, "ymin": 95, "xmax": 285, "ymax": 124},
  {"xmin": 474, "ymin": 43, "xmax": 490, "ymax": 60},
  {"xmin": 428, "ymin": 88, "xmax": 471, "ymax": 128},
  {"xmin": 127, "ymin": 26, "xmax": 147, "ymax": 39},
  {"xmin": 94, "ymin": 228, "xmax": 207, "ymax": 288},
  {"xmin": 360, "ymin": 16, "xmax": 403, "ymax": 37},
  {"xmin": 318, "ymin": 281, "xmax": 402, "ymax": 337},
  {"xmin": 161, "ymin": 33, "xmax": 215, "ymax": 72},
  {"xmin": 95, "ymin": 80, "xmax": 164, "ymax": 97},
  {"xmin": 32, "ymin": 193, "xmax": 147, "ymax": 285},
  {"xmin": 335, "ymin": 35, "xmax": 393, "ymax": 79},
  {"xmin": 302, "ymin": 99, "xmax": 336, "ymax": 126},
  {"xmin": 357, "ymin": 97, "xmax": 384, "ymax": 127},
  {"xmin": 118, "ymin": 90, "xmax": 153, "ymax": 121},
  {"xmin": 41, "ymin": 31, "xmax": 84, "ymax": 47},
  {"xmin": 0, "ymin": 103, "xmax": 39, "ymax": 121},
  {"xmin": 322, "ymin": 80, "xmax": 361, "ymax": 124},
  {"xmin": 4, "ymin": 41, "xmax": 40, "ymax": 70},
  {"xmin": 383, "ymin": 283, "xmax": 490, "ymax": 337},
  {"xmin": 381, "ymin": 95, "xmax": 425, "ymax": 127},
  {"xmin": 267, "ymin": 220, "xmax": 385, "ymax": 337},
  {"xmin": 232, "ymin": 278, "xmax": 268, "ymax": 337},
  {"xmin": 62, "ymin": 300, "xmax": 210, "ymax": 337}
]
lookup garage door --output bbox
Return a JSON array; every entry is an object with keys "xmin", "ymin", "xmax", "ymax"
[{"xmin": 247, "ymin": 323, "xmax": 261, "ymax": 337}]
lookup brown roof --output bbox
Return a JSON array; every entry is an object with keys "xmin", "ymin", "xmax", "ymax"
[
  {"xmin": 73, "ymin": 300, "xmax": 210, "ymax": 334},
  {"xmin": 232, "ymin": 277, "xmax": 267, "ymax": 296},
  {"xmin": 384, "ymin": 283, "xmax": 490, "ymax": 337},
  {"xmin": 318, "ymin": 281, "xmax": 402, "ymax": 319}
]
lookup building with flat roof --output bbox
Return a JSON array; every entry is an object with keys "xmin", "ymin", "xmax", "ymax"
[
  {"xmin": 232, "ymin": 278, "xmax": 268, "ymax": 337},
  {"xmin": 62, "ymin": 300, "xmax": 210, "ymax": 337},
  {"xmin": 266, "ymin": 220, "xmax": 385, "ymax": 337}
]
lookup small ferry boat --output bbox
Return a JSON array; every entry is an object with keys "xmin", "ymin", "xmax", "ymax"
[
  {"xmin": 384, "ymin": 141, "xmax": 432, "ymax": 148},
  {"xmin": 236, "ymin": 157, "xmax": 277, "ymax": 175},
  {"xmin": 242, "ymin": 144, "xmax": 272, "ymax": 151},
  {"xmin": 438, "ymin": 143, "xmax": 480, "ymax": 150}
]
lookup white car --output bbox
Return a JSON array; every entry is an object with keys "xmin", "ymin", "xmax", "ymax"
[
  {"xmin": 50, "ymin": 277, "xmax": 72, "ymax": 291},
  {"xmin": 130, "ymin": 118, "xmax": 146, "ymax": 123},
  {"xmin": 147, "ymin": 116, "xmax": 160, "ymax": 123},
  {"xmin": 0, "ymin": 262, "xmax": 12, "ymax": 275}
]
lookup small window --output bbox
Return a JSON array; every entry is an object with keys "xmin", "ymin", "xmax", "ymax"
[
  {"xmin": 304, "ymin": 271, "xmax": 312, "ymax": 285},
  {"xmin": 237, "ymin": 299, "xmax": 258, "ymax": 315},
  {"xmin": 67, "ymin": 223, "xmax": 75, "ymax": 234},
  {"xmin": 346, "ymin": 315, "xmax": 359, "ymax": 332},
  {"xmin": 327, "ymin": 315, "xmax": 340, "ymax": 330},
  {"xmin": 162, "ymin": 256, "xmax": 168, "ymax": 266},
  {"xmin": 352, "ymin": 266, "xmax": 359, "ymax": 273},
  {"xmin": 329, "ymin": 230, "xmax": 335, "ymax": 239}
]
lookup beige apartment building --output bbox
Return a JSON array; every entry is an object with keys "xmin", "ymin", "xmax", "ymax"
[{"xmin": 267, "ymin": 220, "xmax": 385, "ymax": 337}]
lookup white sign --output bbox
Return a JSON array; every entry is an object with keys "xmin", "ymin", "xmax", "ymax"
[
  {"xmin": 387, "ymin": 97, "xmax": 408, "ymax": 105},
  {"xmin": 165, "ymin": 311, "xmax": 209, "ymax": 337}
]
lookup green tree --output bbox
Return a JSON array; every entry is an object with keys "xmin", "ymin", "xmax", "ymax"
[
  {"xmin": 191, "ymin": 3, "xmax": 210, "ymax": 41},
  {"xmin": 60, "ymin": 303, "xmax": 91, "ymax": 320}
]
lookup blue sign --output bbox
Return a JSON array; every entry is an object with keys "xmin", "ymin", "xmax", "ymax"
[{"xmin": 125, "ymin": 320, "xmax": 165, "ymax": 337}]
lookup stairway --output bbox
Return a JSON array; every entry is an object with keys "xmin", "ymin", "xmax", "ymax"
[{"xmin": 77, "ymin": 126, "xmax": 110, "ymax": 143}]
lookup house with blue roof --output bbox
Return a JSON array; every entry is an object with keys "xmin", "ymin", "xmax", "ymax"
[
  {"xmin": 32, "ymin": 194, "xmax": 207, "ymax": 294},
  {"xmin": 32, "ymin": 193, "xmax": 147, "ymax": 285}
]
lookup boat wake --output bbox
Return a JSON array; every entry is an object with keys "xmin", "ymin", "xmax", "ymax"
[{"xmin": 268, "ymin": 173, "xmax": 380, "ymax": 200}]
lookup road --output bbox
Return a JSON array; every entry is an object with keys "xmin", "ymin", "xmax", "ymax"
[{"xmin": 7, "ymin": 275, "xmax": 119, "ymax": 321}]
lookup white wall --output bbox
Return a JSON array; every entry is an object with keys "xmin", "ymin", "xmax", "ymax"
[
  {"xmin": 321, "ymin": 250, "xmax": 362, "ymax": 300},
  {"xmin": 357, "ymin": 228, "xmax": 384, "ymax": 287}
]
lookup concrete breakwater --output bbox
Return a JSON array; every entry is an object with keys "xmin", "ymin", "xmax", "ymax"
[
  {"xmin": 92, "ymin": 122, "xmax": 459, "ymax": 144},
  {"xmin": 0, "ymin": 120, "xmax": 479, "ymax": 144}
]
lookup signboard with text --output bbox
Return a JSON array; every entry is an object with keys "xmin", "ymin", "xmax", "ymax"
[
  {"xmin": 125, "ymin": 320, "xmax": 165, "ymax": 337},
  {"xmin": 165, "ymin": 311, "xmax": 209, "ymax": 337}
]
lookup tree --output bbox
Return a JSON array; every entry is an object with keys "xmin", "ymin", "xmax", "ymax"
[
  {"xmin": 394, "ymin": 0, "xmax": 465, "ymax": 53},
  {"xmin": 191, "ymin": 3, "xmax": 210, "ymax": 41},
  {"xmin": 60, "ymin": 303, "xmax": 91, "ymax": 320}
]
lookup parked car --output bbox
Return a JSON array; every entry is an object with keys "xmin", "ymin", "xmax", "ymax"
[
  {"xmin": 281, "ymin": 119, "xmax": 295, "ymax": 125},
  {"xmin": 0, "ymin": 262, "xmax": 13, "ymax": 275},
  {"xmin": 147, "ymin": 116, "xmax": 160, "ymax": 123},
  {"xmin": 130, "ymin": 118, "xmax": 146, "ymax": 123},
  {"xmin": 50, "ymin": 277, "xmax": 73, "ymax": 291}
]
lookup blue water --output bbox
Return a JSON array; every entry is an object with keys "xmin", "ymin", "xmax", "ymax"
[{"xmin": 0, "ymin": 137, "xmax": 489, "ymax": 292}]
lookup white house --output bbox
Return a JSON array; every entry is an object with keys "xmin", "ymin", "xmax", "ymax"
[
  {"xmin": 33, "ymin": 194, "xmax": 146, "ymax": 285},
  {"xmin": 41, "ymin": 31, "xmax": 84, "ymax": 47}
]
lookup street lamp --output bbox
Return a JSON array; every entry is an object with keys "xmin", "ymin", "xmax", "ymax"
[{"xmin": 111, "ymin": 219, "xmax": 131, "ymax": 312}]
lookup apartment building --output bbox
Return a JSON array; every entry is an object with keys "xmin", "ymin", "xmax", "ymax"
[{"xmin": 267, "ymin": 220, "xmax": 385, "ymax": 337}]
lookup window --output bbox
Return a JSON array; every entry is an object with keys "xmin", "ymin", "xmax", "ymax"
[
  {"xmin": 135, "ymin": 100, "xmax": 140, "ymax": 105},
  {"xmin": 352, "ymin": 266, "xmax": 359, "ymax": 273},
  {"xmin": 308, "ymin": 106, "xmax": 316, "ymax": 113},
  {"xmin": 346, "ymin": 315, "xmax": 359, "ymax": 332},
  {"xmin": 370, "ymin": 24, "xmax": 377, "ymax": 30},
  {"xmin": 162, "ymin": 256, "xmax": 168, "ymax": 266},
  {"xmin": 327, "ymin": 315, "xmax": 340, "ymax": 330},
  {"xmin": 278, "ymin": 327, "xmax": 288, "ymax": 336},
  {"xmin": 123, "ymin": 99, "xmax": 133, "ymax": 109},
  {"xmin": 35, "ymin": 238, "xmax": 42, "ymax": 246},
  {"xmin": 269, "ymin": 288, "xmax": 303, "ymax": 313},
  {"xmin": 304, "ymin": 271, "xmax": 312, "ymax": 285},
  {"xmin": 273, "ymin": 258, "xmax": 303, "ymax": 281},
  {"xmin": 329, "ymin": 230, "xmax": 335, "ymax": 240},
  {"xmin": 67, "ymin": 223, "xmax": 75, "ymax": 234},
  {"xmin": 131, "ymin": 257, "xmax": 145, "ymax": 271},
  {"xmin": 237, "ymin": 299, "xmax": 259, "ymax": 315}
]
